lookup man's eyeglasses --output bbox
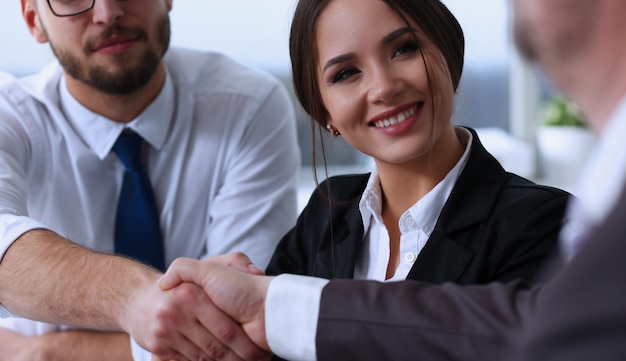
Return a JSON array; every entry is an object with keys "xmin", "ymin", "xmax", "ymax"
[{"xmin": 47, "ymin": 0, "xmax": 95, "ymax": 17}]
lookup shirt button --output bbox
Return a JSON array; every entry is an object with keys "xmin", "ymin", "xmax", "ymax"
[
  {"xmin": 404, "ymin": 217, "xmax": 416, "ymax": 228},
  {"xmin": 404, "ymin": 252, "xmax": 416, "ymax": 263}
]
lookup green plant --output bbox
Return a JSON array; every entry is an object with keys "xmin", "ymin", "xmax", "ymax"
[{"xmin": 541, "ymin": 95, "xmax": 587, "ymax": 127}]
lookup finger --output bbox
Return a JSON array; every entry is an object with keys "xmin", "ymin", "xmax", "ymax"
[
  {"xmin": 158, "ymin": 258, "xmax": 200, "ymax": 290},
  {"xmin": 150, "ymin": 325, "xmax": 200, "ymax": 361},
  {"xmin": 193, "ymin": 295, "xmax": 269, "ymax": 361},
  {"xmin": 159, "ymin": 254, "xmax": 263, "ymax": 292},
  {"xmin": 214, "ymin": 252, "xmax": 265, "ymax": 275},
  {"xmin": 149, "ymin": 284, "xmax": 218, "ymax": 361}
]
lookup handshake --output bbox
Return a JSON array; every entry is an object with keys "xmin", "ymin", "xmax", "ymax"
[{"xmin": 127, "ymin": 253, "xmax": 275, "ymax": 361}]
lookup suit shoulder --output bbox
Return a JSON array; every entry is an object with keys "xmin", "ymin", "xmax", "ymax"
[
  {"xmin": 312, "ymin": 173, "xmax": 370, "ymax": 203},
  {"xmin": 497, "ymin": 173, "xmax": 571, "ymax": 212}
]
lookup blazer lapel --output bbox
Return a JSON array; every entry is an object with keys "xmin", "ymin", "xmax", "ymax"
[
  {"xmin": 407, "ymin": 127, "xmax": 509, "ymax": 283},
  {"xmin": 406, "ymin": 229, "xmax": 475, "ymax": 283},
  {"xmin": 440, "ymin": 127, "xmax": 508, "ymax": 232}
]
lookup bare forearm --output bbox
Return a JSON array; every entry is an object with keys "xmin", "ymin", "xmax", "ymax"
[
  {"xmin": 0, "ymin": 229, "xmax": 160, "ymax": 332},
  {"xmin": 39, "ymin": 331, "xmax": 133, "ymax": 361},
  {"xmin": 0, "ymin": 328, "xmax": 132, "ymax": 361}
]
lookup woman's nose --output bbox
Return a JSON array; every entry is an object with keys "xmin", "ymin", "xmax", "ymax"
[{"xmin": 367, "ymin": 65, "xmax": 404, "ymax": 103}]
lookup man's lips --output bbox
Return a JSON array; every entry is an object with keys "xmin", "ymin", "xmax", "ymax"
[{"xmin": 92, "ymin": 35, "xmax": 139, "ymax": 52}]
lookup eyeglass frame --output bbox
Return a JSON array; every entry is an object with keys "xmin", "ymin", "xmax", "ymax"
[{"xmin": 46, "ymin": 0, "xmax": 96, "ymax": 17}]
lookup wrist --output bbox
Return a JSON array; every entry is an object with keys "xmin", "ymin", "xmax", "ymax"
[
  {"xmin": 119, "ymin": 264, "xmax": 161, "ymax": 334},
  {"xmin": 249, "ymin": 275, "xmax": 274, "ymax": 351}
]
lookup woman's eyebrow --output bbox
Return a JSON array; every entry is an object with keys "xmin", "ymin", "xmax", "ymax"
[
  {"xmin": 323, "ymin": 53, "xmax": 356, "ymax": 73},
  {"xmin": 382, "ymin": 27, "xmax": 413, "ymax": 45}
]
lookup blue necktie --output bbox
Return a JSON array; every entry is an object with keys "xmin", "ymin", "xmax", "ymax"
[{"xmin": 112, "ymin": 132, "xmax": 165, "ymax": 271}]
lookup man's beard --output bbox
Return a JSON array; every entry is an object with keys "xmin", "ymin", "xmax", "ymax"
[
  {"xmin": 512, "ymin": 22, "xmax": 537, "ymax": 62},
  {"xmin": 49, "ymin": 14, "xmax": 171, "ymax": 95}
]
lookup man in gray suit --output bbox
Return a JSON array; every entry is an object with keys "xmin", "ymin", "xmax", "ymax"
[{"xmin": 154, "ymin": 0, "xmax": 626, "ymax": 359}]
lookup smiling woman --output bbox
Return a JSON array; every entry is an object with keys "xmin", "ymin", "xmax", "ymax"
[{"xmin": 264, "ymin": 0, "xmax": 570, "ymax": 307}]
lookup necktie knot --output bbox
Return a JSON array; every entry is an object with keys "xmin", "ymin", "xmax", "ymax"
[{"xmin": 113, "ymin": 132, "xmax": 145, "ymax": 173}]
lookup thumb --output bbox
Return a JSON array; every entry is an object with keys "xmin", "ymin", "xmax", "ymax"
[
  {"xmin": 216, "ymin": 252, "xmax": 265, "ymax": 276},
  {"xmin": 157, "ymin": 257, "xmax": 198, "ymax": 290}
]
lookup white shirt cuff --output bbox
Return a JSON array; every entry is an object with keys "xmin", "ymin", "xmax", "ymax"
[
  {"xmin": 266, "ymin": 274, "xmax": 329, "ymax": 361},
  {"xmin": 0, "ymin": 214, "xmax": 52, "ymax": 317},
  {"xmin": 130, "ymin": 337, "xmax": 152, "ymax": 361}
]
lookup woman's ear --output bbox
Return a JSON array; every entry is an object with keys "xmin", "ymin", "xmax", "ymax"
[
  {"xmin": 22, "ymin": 0, "xmax": 49, "ymax": 44},
  {"xmin": 325, "ymin": 121, "xmax": 341, "ymax": 137}
]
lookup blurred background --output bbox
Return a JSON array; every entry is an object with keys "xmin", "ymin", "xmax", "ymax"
[{"xmin": 1, "ymin": 1, "xmax": 591, "ymax": 206}]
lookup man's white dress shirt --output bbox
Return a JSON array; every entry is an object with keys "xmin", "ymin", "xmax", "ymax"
[{"xmin": 559, "ymin": 96, "xmax": 626, "ymax": 261}]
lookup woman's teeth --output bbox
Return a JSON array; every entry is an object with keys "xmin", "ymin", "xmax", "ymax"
[{"xmin": 373, "ymin": 106, "xmax": 417, "ymax": 128}]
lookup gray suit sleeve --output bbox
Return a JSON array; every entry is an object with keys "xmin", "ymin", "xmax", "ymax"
[{"xmin": 317, "ymin": 278, "xmax": 539, "ymax": 360}]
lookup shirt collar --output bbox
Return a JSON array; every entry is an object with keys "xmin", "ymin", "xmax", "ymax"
[
  {"xmin": 359, "ymin": 127, "xmax": 472, "ymax": 236},
  {"xmin": 573, "ymin": 95, "xmax": 626, "ymax": 224},
  {"xmin": 59, "ymin": 71, "xmax": 175, "ymax": 160},
  {"xmin": 359, "ymin": 168, "xmax": 383, "ymax": 235}
]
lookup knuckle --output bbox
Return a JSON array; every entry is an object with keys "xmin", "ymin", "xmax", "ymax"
[
  {"xmin": 149, "ymin": 342, "xmax": 177, "ymax": 360},
  {"xmin": 174, "ymin": 283, "xmax": 201, "ymax": 301},
  {"xmin": 214, "ymin": 324, "xmax": 237, "ymax": 344},
  {"xmin": 150, "ymin": 344, "xmax": 167, "ymax": 358},
  {"xmin": 154, "ymin": 302, "xmax": 178, "ymax": 323},
  {"xmin": 151, "ymin": 322, "xmax": 171, "ymax": 339},
  {"xmin": 225, "ymin": 251, "xmax": 247, "ymax": 265},
  {"xmin": 169, "ymin": 257, "xmax": 187, "ymax": 269},
  {"xmin": 205, "ymin": 343, "xmax": 228, "ymax": 359}
]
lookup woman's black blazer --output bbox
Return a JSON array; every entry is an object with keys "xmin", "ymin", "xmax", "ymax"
[{"xmin": 266, "ymin": 127, "xmax": 570, "ymax": 285}]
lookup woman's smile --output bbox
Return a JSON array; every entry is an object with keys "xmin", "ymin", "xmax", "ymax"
[{"xmin": 370, "ymin": 102, "xmax": 422, "ymax": 128}]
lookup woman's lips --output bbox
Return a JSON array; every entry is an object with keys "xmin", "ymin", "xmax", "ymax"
[
  {"xmin": 371, "ymin": 104, "xmax": 420, "ymax": 128},
  {"xmin": 369, "ymin": 102, "xmax": 424, "ymax": 135}
]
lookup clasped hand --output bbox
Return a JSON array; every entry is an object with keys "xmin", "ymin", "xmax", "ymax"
[{"xmin": 129, "ymin": 253, "xmax": 274, "ymax": 361}]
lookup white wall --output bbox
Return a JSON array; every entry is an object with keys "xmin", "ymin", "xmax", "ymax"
[
  {"xmin": 170, "ymin": 0, "xmax": 295, "ymax": 74},
  {"xmin": 1, "ymin": 2, "xmax": 54, "ymax": 75}
]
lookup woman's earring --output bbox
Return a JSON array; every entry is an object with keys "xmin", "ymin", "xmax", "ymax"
[{"xmin": 326, "ymin": 124, "xmax": 340, "ymax": 137}]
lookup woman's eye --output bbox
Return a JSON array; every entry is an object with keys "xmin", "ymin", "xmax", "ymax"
[
  {"xmin": 330, "ymin": 67, "xmax": 360, "ymax": 84},
  {"xmin": 393, "ymin": 41, "xmax": 419, "ymax": 57}
]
